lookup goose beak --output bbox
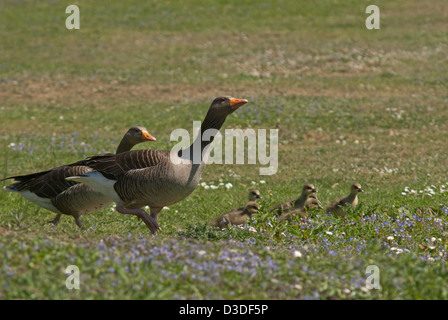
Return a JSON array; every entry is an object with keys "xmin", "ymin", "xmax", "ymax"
[
  {"xmin": 142, "ymin": 131, "xmax": 156, "ymax": 141},
  {"xmin": 229, "ymin": 98, "xmax": 248, "ymax": 110}
]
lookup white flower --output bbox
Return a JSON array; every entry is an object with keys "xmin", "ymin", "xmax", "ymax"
[
  {"xmin": 293, "ymin": 250, "xmax": 302, "ymax": 258},
  {"xmin": 204, "ymin": 185, "xmax": 210, "ymax": 189},
  {"xmin": 391, "ymin": 247, "xmax": 403, "ymax": 254},
  {"xmin": 225, "ymin": 183, "xmax": 233, "ymax": 189},
  {"xmin": 248, "ymin": 226, "xmax": 257, "ymax": 233},
  {"xmin": 8, "ymin": 142, "xmax": 16, "ymax": 148},
  {"xmin": 325, "ymin": 231, "xmax": 333, "ymax": 235},
  {"xmin": 259, "ymin": 180, "xmax": 266, "ymax": 184},
  {"xmin": 387, "ymin": 236, "xmax": 394, "ymax": 241},
  {"xmin": 210, "ymin": 185, "xmax": 219, "ymax": 190}
]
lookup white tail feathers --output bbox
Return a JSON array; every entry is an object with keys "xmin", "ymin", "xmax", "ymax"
[{"xmin": 66, "ymin": 171, "xmax": 120, "ymax": 203}]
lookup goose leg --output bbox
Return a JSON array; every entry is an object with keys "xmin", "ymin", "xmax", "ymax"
[
  {"xmin": 48, "ymin": 213, "xmax": 61, "ymax": 225},
  {"xmin": 149, "ymin": 207, "xmax": 163, "ymax": 232},
  {"xmin": 73, "ymin": 214, "xmax": 84, "ymax": 229},
  {"xmin": 116, "ymin": 205, "xmax": 159, "ymax": 234}
]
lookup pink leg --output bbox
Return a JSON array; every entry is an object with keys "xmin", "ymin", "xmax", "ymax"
[
  {"xmin": 150, "ymin": 207, "xmax": 163, "ymax": 232},
  {"xmin": 116, "ymin": 205, "xmax": 160, "ymax": 234}
]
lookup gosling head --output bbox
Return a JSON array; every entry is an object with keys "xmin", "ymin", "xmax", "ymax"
[
  {"xmin": 244, "ymin": 201, "xmax": 260, "ymax": 217},
  {"xmin": 302, "ymin": 184, "xmax": 317, "ymax": 196},
  {"xmin": 248, "ymin": 189, "xmax": 262, "ymax": 201},
  {"xmin": 351, "ymin": 183, "xmax": 363, "ymax": 195}
]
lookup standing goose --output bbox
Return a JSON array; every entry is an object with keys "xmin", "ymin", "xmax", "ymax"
[
  {"xmin": 278, "ymin": 194, "xmax": 323, "ymax": 222},
  {"xmin": 67, "ymin": 97, "xmax": 248, "ymax": 233},
  {"xmin": 326, "ymin": 183, "xmax": 363, "ymax": 217},
  {"xmin": 1, "ymin": 126, "xmax": 156, "ymax": 227},
  {"xmin": 269, "ymin": 184, "xmax": 317, "ymax": 215},
  {"xmin": 210, "ymin": 201, "xmax": 260, "ymax": 228}
]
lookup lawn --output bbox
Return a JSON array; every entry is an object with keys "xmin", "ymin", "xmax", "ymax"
[{"xmin": 0, "ymin": 0, "xmax": 447, "ymax": 300}]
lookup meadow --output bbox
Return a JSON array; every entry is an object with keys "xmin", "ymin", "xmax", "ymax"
[{"xmin": 0, "ymin": 0, "xmax": 447, "ymax": 299}]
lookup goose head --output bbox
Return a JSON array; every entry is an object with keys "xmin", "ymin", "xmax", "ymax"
[
  {"xmin": 115, "ymin": 126, "xmax": 156, "ymax": 154},
  {"xmin": 244, "ymin": 201, "xmax": 260, "ymax": 217},
  {"xmin": 125, "ymin": 126, "xmax": 156, "ymax": 144},
  {"xmin": 351, "ymin": 183, "xmax": 363, "ymax": 195},
  {"xmin": 248, "ymin": 189, "xmax": 262, "ymax": 201},
  {"xmin": 302, "ymin": 184, "xmax": 317, "ymax": 197},
  {"xmin": 205, "ymin": 96, "xmax": 248, "ymax": 120}
]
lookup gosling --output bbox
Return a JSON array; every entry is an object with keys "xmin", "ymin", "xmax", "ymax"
[
  {"xmin": 210, "ymin": 201, "xmax": 260, "ymax": 229},
  {"xmin": 269, "ymin": 184, "xmax": 317, "ymax": 215},
  {"xmin": 326, "ymin": 183, "xmax": 363, "ymax": 217}
]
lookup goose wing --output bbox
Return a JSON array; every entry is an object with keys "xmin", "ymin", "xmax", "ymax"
[
  {"xmin": 3, "ymin": 165, "xmax": 91, "ymax": 198},
  {"xmin": 76, "ymin": 149, "xmax": 170, "ymax": 180}
]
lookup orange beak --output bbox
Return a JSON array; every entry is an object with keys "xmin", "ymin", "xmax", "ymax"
[
  {"xmin": 229, "ymin": 98, "xmax": 248, "ymax": 110},
  {"xmin": 142, "ymin": 131, "xmax": 156, "ymax": 141}
]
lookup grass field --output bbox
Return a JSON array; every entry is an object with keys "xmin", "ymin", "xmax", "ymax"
[{"xmin": 0, "ymin": 0, "xmax": 447, "ymax": 300}]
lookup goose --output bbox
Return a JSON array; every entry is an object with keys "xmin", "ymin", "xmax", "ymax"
[
  {"xmin": 278, "ymin": 195, "xmax": 323, "ymax": 222},
  {"xmin": 269, "ymin": 184, "xmax": 317, "ymax": 215},
  {"xmin": 210, "ymin": 188, "xmax": 261, "ymax": 225},
  {"xmin": 210, "ymin": 201, "xmax": 260, "ymax": 228},
  {"xmin": 1, "ymin": 126, "xmax": 156, "ymax": 228},
  {"xmin": 66, "ymin": 96, "xmax": 248, "ymax": 233},
  {"xmin": 326, "ymin": 183, "xmax": 363, "ymax": 217}
]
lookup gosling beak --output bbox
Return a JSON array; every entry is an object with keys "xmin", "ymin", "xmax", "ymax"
[
  {"xmin": 359, "ymin": 189, "xmax": 364, "ymax": 193},
  {"xmin": 142, "ymin": 131, "xmax": 156, "ymax": 141},
  {"xmin": 256, "ymin": 194, "xmax": 262, "ymax": 199},
  {"xmin": 312, "ymin": 189, "xmax": 317, "ymax": 193},
  {"xmin": 229, "ymin": 98, "xmax": 248, "ymax": 110}
]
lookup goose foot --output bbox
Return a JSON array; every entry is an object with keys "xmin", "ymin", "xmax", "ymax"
[
  {"xmin": 74, "ymin": 216, "xmax": 84, "ymax": 229},
  {"xmin": 116, "ymin": 205, "xmax": 161, "ymax": 234},
  {"xmin": 48, "ymin": 214, "xmax": 61, "ymax": 226}
]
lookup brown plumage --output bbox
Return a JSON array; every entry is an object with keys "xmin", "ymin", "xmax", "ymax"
[
  {"xmin": 278, "ymin": 195, "xmax": 323, "ymax": 222},
  {"xmin": 66, "ymin": 97, "xmax": 248, "ymax": 233},
  {"xmin": 2, "ymin": 126, "xmax": 155, "ymax": 228},
  {"xmin": 210, "ymin": 201, "xmax": 260, "ymax": 228},
  {"xmin": 269, "ymin": 184, "xmax": 317, "ymax": 215},
  {"xmin": 326, "ymin": 183, "xmax": 363, "ymax": 217},
  {"xmin": 210, "ymin": 189, "xmax": 262, "ymax": 226}
]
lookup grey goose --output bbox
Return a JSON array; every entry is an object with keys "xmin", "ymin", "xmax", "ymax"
[
  {"xmin": 2, "ymin": 126, "xmax": 156, "ymax": 227},
  {"xmin": 326, "ymin": 183, "xmax": 363, "ymax": 217},
  {"xmin": 66, "ymin": 97, "xmax": 248, "ymax": 233}
]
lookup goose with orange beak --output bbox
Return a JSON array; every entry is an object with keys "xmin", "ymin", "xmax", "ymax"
[
  {"xmin": 2, "ymin": 126, "xmax": 156, "ymax": 228},
  {"xmin": 67, "ymin": 97, "xmax": 248, "ymax": 233}
]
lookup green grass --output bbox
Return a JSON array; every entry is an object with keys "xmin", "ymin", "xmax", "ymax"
[{"xmin": 1, "ymin": 0, "xmax": 448, "ymax": 299}]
